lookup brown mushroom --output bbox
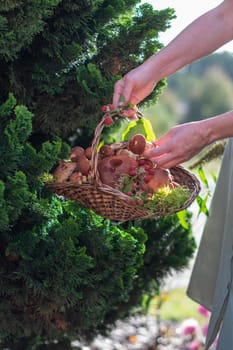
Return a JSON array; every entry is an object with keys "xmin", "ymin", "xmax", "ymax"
[
  {"xmin": 53, "ymin": 160, "xmax": 77, "ymax": 182},
  {"xmin": 145, "ymin": 168, "xmax": 174, "ymax": 193},
  {"xmin": 69, "ymin": 171, "xmax": 82, "ymax": 182},
  {"xmin": 116, "ymin": 148, "xmax": 137, "ymax": 159},
  {"xmin": 98, "ymin": 155, "xmax": 138, "ymax": 188},
  {"xmin": 99, "ymin": 144, "xmax": 114, "ymax": 158},
  {"xmin": 53, "ymin": 161, "xmax": 77, "ymax": 183},
  {"xmin": 128, "ymin": 134, "xmax": 146, "ymax": 155},
  {"xmin": 76, "ymin": 156, "xmax": 91, "ymax": 175},
  {"xmin": 70, "ymin": 146, "xmax": 85, "ymax": 161},
  {"xmin": 85, "ymin": 146, "xmax": 92, "ymax": 160}
]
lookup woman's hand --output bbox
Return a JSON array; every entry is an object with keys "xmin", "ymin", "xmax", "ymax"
[
  {"xmin": 144, "ymin": 121, "xmax": 211, "ymax": 168},
  {"xmin": 113, "ymin": 60, "xmax": 157, "ymax": 107}
]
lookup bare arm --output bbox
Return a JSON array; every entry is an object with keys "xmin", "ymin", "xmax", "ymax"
[
  {"xmin": 113, "ymin": 0, "xmax": 233, "ymax": 105},
  {"xmin": 113, "ymin": 0, "xmax": 233, "ymax": 168},
  {"xmin": 143, "ymin": 111, "xmax": 233, "ymax": 169},
  {"xmin": 147, "ymin": 0, "xmax": 233, "ymax": 79}
]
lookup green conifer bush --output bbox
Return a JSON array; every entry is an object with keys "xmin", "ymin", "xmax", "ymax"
[
  {"xmin": 0, "ymin": 95, "xmax": 147, "ymax": 346},
  {"xmin": 0, "ymin": 1, "xmax": 175, "ymax": 139},
  {"xmin": 0, "ymin": 94, "xmax": 195, "ymax": 349},
  {"xmin": 0, "ymin": 2, "xmax": 196, "ymax": 349}
]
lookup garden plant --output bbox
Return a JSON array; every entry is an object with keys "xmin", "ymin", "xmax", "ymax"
[{"xmin": 0, "ymin": 1, "xmax": 196, "ymax": 349}]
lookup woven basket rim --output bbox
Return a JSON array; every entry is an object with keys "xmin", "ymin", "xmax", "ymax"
[
  {"xmin": 47, "ymin": 111, "xmax": 201, "ymax": 221},
  {"xmin": 47, "ymin": 164, "xmax": 201, "ymax": 221}
]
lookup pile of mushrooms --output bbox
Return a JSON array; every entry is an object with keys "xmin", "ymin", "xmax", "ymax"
[{"xmin": 53, "ymin": 134, "xmax": 178, "ymax": 199}]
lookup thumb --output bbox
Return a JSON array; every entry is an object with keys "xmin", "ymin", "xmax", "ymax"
[
  {"xmin": 115, "ymin": 77, "xmax": 133, "ymax": 103},
  {"xmin": 144, "ymin": 144, "xmax": 168, "ymax": 158},
  {"xmin": 113, "ymin": 82, "xmax": 121, "ymax": 107},
  {"xmin": 143, "ymin": 134, "xmax": 171, "ymax": 158},
  {"xmin": 119, "ymin": 86, "xmax": 133, "ymax": 106}
]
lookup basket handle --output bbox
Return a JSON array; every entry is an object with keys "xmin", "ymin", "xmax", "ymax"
[{"xmin": 90, "ymin": 107, "xmax": 144, "ymax": 185}]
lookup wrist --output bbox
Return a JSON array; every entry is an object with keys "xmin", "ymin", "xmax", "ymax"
[
  {"xmin": 144, "ymin": 49, "xmax": 186, "ymax": 82},
  {"xmin": 198, "ymin": 119, "xmax": 216, "ymax": 145},
  {"xmin": 200, "ymin": 111, "xmax": 233, "ymax": 144},
  {"xmin": 142, "ymin": 52, "xmax": 170, "ymax": 83}
]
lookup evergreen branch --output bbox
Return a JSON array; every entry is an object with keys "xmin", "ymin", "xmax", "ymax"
[{"xmin": 189, "ymin": 140, "xmax": 226, "ymax": 170}]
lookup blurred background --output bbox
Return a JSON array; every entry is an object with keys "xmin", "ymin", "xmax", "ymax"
[
  {"xmin": 1, "ymin": 0, "xmax": 232, "ymax": 348},
  {"xmin": 142, "ymin": 0, "xmax": 233, "ymax": 137}
]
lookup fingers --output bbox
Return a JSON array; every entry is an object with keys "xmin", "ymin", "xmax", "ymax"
[
  {"xmin": 129, "ymin": 94, "xmax": 141, "ymax": 105},
  {"xmin": 146, "ymin": 143, "xmax": 190, "ymax": 168},
  {"xmin": 154, "ymin": 154, "xmax": 184, "ymax": 168},
  {"xmin": 144, "ymin": 141, "xmax": 185, "ymax": 168},
  {"xmin": 113, "ymin": 80, "xmax": 123, "ymax": 107},
  {"xmin": 144, "ymin": 143, "xmax": 168, "ymax": 158},
  {"xmin": 113, "ymin": 75, "xmax": 141, "ymax": 107},
  {"xmin": 113, "ymin": 79, "xmax": 133, "ymax": 107},
  {"xmin": 146, "ymin": 150, "xmax": 184, "ymax": 168},
  {"xmin": 144, "ymin": 133, "xmax": 172, "ymax": 158}
]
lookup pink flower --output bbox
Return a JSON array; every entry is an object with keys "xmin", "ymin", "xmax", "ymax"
[
  {"xmin": 181, "ymin": 318, "xmax": 199, "ymax": 336},
  {"xmin": 188, "ymin": 340, "xmax": 201, "ymax": 350},
  {"xmin": 202, "ymin": 323, "xmax": 208, "ymax": 337},
  {"xmin": 198, "ymin": 305, "xmax": 210, "ymax": 318}
]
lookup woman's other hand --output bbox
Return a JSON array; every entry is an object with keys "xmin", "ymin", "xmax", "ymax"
[{"xmin": 144, "ymin": 121, "xmax": 211, "ymax": 168}]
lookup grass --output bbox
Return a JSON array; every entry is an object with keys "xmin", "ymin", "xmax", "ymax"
[{"xmin": 149, "ymin": 287, "xmax": 208, "ymax": 325}]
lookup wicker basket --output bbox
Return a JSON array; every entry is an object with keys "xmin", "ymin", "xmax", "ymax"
[{"xmin": 47, "ymin": 111, "xmax": 201, "ymax": 222}]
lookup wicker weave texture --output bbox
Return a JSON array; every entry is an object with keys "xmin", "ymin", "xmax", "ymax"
[
  {"xmin": 47, "ymin": 165, "xmax": 200, "ymax": 222},
  {"xmin": 47, "ymin": 113, "xmax": 201, "ymax": 222}
]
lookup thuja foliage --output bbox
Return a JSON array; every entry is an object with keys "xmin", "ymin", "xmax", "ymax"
[
  {"xmin": 0, "ymin": 95, "xmax": 195, "ymax": 349},
  {"xmin": 0, "ymin": 0, "xmax": 175, "ymax": 139},
  {"xmin": 101, "ymin": 213, "xmax": 196, "ymax": 327},
  {"xmin": 0, "ymin": 95, "xmax": 145, "ymax": 346},
  {"xmin": 0, "ymin": 2, "xmax": 196, "ymax": 349}
]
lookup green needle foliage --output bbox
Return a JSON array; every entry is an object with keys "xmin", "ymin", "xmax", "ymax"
[
  {"xmin": 0, "ymin": 95, "xmax": 146, "ymax": 347},
  {"xmin": 0, "ymin": 0, "xmax": 175, "ymax": 140},
  {"xmin": 0, "ymin": 94, "xmax": 196, "ymax": 349},
  {"xmin": 0, "ymin": 2, "xmax": 196, "ymax": 349}
]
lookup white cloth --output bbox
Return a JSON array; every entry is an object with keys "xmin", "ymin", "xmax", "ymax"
[{"xmin": 187, "ymin": 138, "xmax": 233, "ymax": 349}]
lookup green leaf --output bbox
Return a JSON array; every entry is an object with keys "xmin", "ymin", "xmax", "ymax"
[
  {"xmin": 196, "ymin": 194, "xmax": 209, "ymax": 216},
  {"xmin": 141, "ymin": 118, "xmax": 156, "ymax": 142},
  {"xmin": 122, "ymin": 118, "xmax": 156, "ymax": 141},
  {"xmin": 198, "ymin": 166, "xmax": 209, "ymax": 188},
  {"xmin": 211, "ymin": 172, "xmax": 218, "ymax": 183},
  {"xmin": 176, "ymin": 210, "xmax": 189, "ymax": 229},
  {"xmin": 97, "ymin": 139, "xmax": 104, "ymax": 152},
  {"xmin": 122, "ymin": 120, "xmax": 138, "ymax": 140}
]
